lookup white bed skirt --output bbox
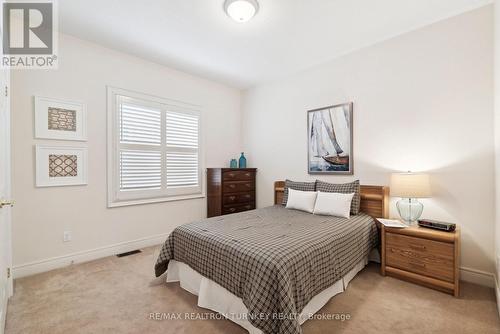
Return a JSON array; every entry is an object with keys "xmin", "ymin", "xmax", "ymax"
[{"xmin": 166, "ymin": 249, "xmax": 379, "ymax": 334}]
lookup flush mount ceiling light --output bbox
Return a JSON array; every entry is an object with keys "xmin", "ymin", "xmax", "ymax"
[{"xmin": 224, "ymin": 0, "xmax": 259, "ymax": 23}]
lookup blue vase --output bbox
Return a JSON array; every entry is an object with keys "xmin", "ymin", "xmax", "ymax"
[
  {"xmin": 238, "ymin": 152, "xmax": 247, "ymax": 168},
  {"xmin": 230, "ymin": 159, "xmax": 238, "ymax": 168}
]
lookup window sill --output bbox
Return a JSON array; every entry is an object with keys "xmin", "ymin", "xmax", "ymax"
[{"xmin": 108, "ymin": 193, "xmax": 205, "ymax": 208}]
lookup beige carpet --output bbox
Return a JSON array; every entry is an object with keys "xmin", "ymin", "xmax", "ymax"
[{"xmin": 6, "ymin": 246, "xmax": 500, "ymax": 334}]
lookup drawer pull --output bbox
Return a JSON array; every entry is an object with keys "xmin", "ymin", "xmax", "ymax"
[
  {"xmin": 409, "ymin": 244, "xmax": 426, "ymax": 251},
  {"xmin": 229, "ymin": 196, "xmax": 236, "ymax": 201},
  {"xmin": 229, "ymin": 208, "xmax": 236, "ymax": 212},
  {"xmin": 245, "ymin": 194, "xmax": 251, "ymax": 198},
  {"xmin": 229, "ymin": 184, "xmax": 236, "ymax": 188},
  {"xmin": 245, "ymin": 205, "xmax": 251, "ymax": 209},
  {"xmin": 245, "ymin": 184, "xmax": 251, "ymax": 187},
  {"xmin": 409, "ymin": 261, "xmax": 426, "ymax": 269},
  {"xmin": 228, "ymin": 173, "xmax": 235, "ymax": 178},
  {"xmin": 245, "ymin": 173, "xmax": 251, "ymax": 177}
]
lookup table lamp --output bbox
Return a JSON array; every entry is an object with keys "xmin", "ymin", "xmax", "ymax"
[{"xmin": 390, "ymin": 172, "xmax": 431, "ymax": 224}]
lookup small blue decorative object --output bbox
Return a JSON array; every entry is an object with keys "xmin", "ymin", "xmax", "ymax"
[
  {"xmin": 230, "ymin": 159, "xmax": 238, "ymax": 168},
  {"xmin": 238, "ymin": 152, "xmax": 247, "ymax": 168}
]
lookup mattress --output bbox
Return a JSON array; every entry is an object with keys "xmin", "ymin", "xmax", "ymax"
[{"xmin": 155, "ymin": 205, "xmax": 378, "ymax": 334}]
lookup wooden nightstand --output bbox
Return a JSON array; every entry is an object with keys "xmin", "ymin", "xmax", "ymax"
[{"xmin": 380, "ymin": 223, "xmax": 460, "ymax": 297}]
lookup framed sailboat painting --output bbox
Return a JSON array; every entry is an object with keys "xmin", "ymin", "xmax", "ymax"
[{"xmin": 307, "ymin": 102, "xmax": 353, "ymax": 175}]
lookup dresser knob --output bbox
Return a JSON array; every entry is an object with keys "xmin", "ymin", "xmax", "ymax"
[
  {"xmin": 245, "ymin": 173, "xmax": 250, "ymax": 177},
  {"xmin": 230, "ymin": 184, "xmax": 235, "ymax": 188},
  {"xmin": 230, "ymin": 196, "xmax": 236, "ymax": 201},
  {"xmin": 245, "ymin": 194, "xmax": 250, "ymax": 198},
  {"xmin": 230, "ymin": 208, "xmax": 236, "ymax": 212},
  {"xmin": 229, "ymin": 173, "xmax": 234, "ymax": 178}
]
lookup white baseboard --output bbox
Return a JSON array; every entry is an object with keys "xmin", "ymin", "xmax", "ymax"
[
  {"xmin": 460, "ymin": 266, "xmax": 496, "ymax": 288},
  {"xmin": 12, "ymin": 239, "xmax": 499, "ymax": 290},
  {"xmin": 12, "ymin": 233, "xmax": 169, "ymax": 279}
]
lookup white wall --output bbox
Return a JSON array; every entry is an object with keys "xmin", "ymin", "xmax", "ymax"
[
  {"xmin": 242, "ymin": 6, "xmax": 495, "ymax": 278},
  {"xmin": 11, "ymin": 34, "xmax": 241, "ymax": 272},
  {"xmin": 494, "ymin": 0, "xmax": 500, "ymax": 303}
]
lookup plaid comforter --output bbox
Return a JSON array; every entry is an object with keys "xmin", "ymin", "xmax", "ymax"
[{"xmin": 155, "ymin": 205, "xmax": 378, "ymax": 334}]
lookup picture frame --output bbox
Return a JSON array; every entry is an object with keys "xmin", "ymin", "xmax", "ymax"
[
  {"xmin": 34, "ymin": 96, "xmax": 87, "ymax": 141},
  {"xmin": 307, "ymin": 102, "xmax": 353, "ymax": 175},
  {"xmin": 35, "ymin": 145, "xmax": 88, "ymax": 187}
]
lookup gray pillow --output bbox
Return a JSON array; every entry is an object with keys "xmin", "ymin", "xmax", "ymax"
[
  {"xmin": 282, "ymin": 180, "xmax": 316, "ymax": 206},
  {"xmin": 316, "ymin": 180, "xmax": 361, "ymax": 215}
]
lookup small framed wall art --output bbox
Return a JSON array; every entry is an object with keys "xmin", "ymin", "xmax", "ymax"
[
  {"xmin": 36, "ymin": 145, "xmax": 88, "ymax": 187},
  {"xmin": 35, "ymin": 96, "xmax": 87, "ymax": 141}
]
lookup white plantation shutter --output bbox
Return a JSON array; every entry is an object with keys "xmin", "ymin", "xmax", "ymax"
[
  {"xmin": 119, "ymin": 150, "xmax": 162, "ymax": 190},
  {"xmin": 166, "ymin": 111, "xmax": 199, "ymax": 148},
  {"xmin": 118, "ymin": 97, "xmax": 163, "ymax": 193},
  {"xmin": 120, "ymin": 102, "xmax": 161, "ymax": 145},
  {"xmin": 166, "ymin": 111, "xmax": 200, "ymax": 191},
  {"xmin": 108, "ymin": 88, "xmax": 202, "ymax": 206}
]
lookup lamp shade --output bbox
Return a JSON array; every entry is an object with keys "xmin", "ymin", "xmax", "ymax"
[{"xmin": 390, "ymin": 173, "xmax": 431, "ymax": 198}]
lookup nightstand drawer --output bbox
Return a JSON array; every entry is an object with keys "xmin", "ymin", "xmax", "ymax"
[
  {"xmin": 386, "ymin": 233, "xmax": 454, "ymax": 259},
  {"xmin": 386, "ymin": 233, "xmax": 454, "ymax": 282}
]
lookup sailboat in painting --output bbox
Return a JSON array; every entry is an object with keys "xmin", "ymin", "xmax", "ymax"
[{"xmin": 308, "ymin": 103, "xmax": 352, "ymax": 174}]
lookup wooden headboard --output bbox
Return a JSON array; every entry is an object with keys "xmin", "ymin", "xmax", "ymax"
[{"xmin": 274, "ymin": 181, "xmax": 389, "ymax": 218}]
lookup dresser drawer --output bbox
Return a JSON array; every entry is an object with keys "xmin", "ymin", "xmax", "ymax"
[
  {"xmin": 222, "ymin": 203, "xmax": 255, "ymax": 215},
  {"xmin": 386, "ymin": 233, "xmax": 454, "ymax": 282},
  {"xmin": 223, "ymin": 192, "xmax": 255, "ymax": 205},
  {"xmin": 223, "ymin": 181, "xmax": 255, "ymax": 193},
  {"xmin": 223, "ymin": 170, "xmax": 254, "ymax": 181}
]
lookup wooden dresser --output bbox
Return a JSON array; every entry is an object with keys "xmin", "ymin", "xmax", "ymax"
[
  {"xmin": 207, "ymin": 168, "xmax": 257, "ymax": 218},
  {"xmin": 380, "ymin": 224, "xmax": 460, "ymax": 296}
]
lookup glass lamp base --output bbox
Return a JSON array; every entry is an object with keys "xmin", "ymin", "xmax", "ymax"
[{"xmin": 396, "ymin": 198, "xmax": 423, "ymax": 224}]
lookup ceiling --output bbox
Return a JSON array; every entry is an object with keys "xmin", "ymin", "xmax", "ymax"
[{"xmin": 59, "ymin": 0, "xmax": 492, "ymax": 89}]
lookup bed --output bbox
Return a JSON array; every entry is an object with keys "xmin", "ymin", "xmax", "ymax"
[{"xmin": 155, "ymin": 181, "xmax": 389, "ymax": 334}]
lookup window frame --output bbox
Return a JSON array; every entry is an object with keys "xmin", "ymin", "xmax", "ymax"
[{"xmin": 107, "ymin": 86, "xmax": 205, "ymax": 208}]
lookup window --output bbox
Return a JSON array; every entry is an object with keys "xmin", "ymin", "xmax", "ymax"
[{"xmin": 107, "ymin": 87, "xmax": 203, "ymax": 207}]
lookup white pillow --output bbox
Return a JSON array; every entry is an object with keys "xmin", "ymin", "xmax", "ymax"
[
  {"xmin": 285, "ymin": 188, "xmax": 318, "ymax": 213},
  {"xmin": 313, "ymin": 191, "xmax": 355, "ymax": 218}
]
